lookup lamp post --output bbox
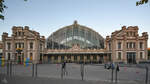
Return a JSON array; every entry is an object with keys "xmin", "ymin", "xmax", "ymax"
[{"xmin": 16, "ymin": 48, "xmax": 22, "ymax": 64}]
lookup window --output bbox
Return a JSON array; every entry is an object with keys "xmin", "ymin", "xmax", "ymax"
[
  {"xmin": 15, "ymin": 32, "xmax": 17, "ymax": 36},
  {"xmin": 18, "ymin": 32, "xmax": 21, "ymax": 36},
  {"xmin": 30, "ymin": 42, "xmax": 33, "ymax": 49},
  {"xmin": 118, "ymin": 52, "xmax": 121, "ymax": 60},
  {"xmin": 22, "ymin": 32, "xmax": 24, "ymax": 36},
  {"xmin": 22, "ymin": 43, "xmax": 24, "ymax": 48},
  {"xmin": 109, "ymin": 42, "xmax": 111, "ymax": 50},
  {"xmin": 129, "ymin": 42, "xmax": 132, "ymax": 48},
  {"xmin": 67, "ymin": 55, "xmax": 71, "ymax": 60},
  {"xmin": 93, "ymin": 56, "xmax": 97, "ymax": 60},
  {"xmin": 87, "ymin": 55, "xmax": 90, "ymax": 60},
  {"xmin": 80, "ymin": 56, "xmax": 84, "ymax": 60},
  {"xmin": 140, "ymin": 42, "xmax": 143, "ymax": 49},
  {"xmin": 40, "ymin": 44, "xmax": 42, "ymax": 50},
  {"xmin": 130, "ymin": 32, "xmax": 132, "ymax": 36},
  {"xmin": 118, "ymin": 42, "xmax": 121, "ymax": 49},
  {"xmin": 127, "ymin": 42, "xmax": 129, "ymax": 48},
  {"xmin": 74, "ymin": 56, "xmax": 77, "ymax": 61},
  {"xmin": 7, "ymin": 42, "xmax": 11, "ymax": 50},
  {"xmin": 133, "ymin": 32, "xmax": 136, "ymax": 36},
  {"xmin": 127, "ymin": 32, "xmax": 129, "ymax": 36},
  {"xmin": 15, "ymin": 43, "xmax": 17, "ymax": 48},
  {"xmin": 40, "ymin": 53, "xmax": 42, "ymax": 61},
  {"xmin": 140, "ymin": 52, "xmax": 143, "ymax": 59},
  {"xmin": 30, "ymin": 53, "xmax": 33, "ymax": 61},
  {"xmin": 8, "ymin": 53, "xmax": 10, "ymax": 60},
  {"xmin": 54, "ymin": 56, "xmax": 58, "ymax": 60},
  {"xmin": 61, "ymin": 56, "xmax": 64, "ymax": 60},
  {"xmin": 133, "ymin": 42, "xmax": 136, "ymax": 48},
  {"xmin": 19, "ymin": 43, "xmax": 21, "ymax": 48}
]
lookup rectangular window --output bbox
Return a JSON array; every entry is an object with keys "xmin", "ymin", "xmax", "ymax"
[
  {"xmin": 18, "ymin": 32, "xmax": 21, "ymax": 36},
  {"xmin": 40, "ymin": 53, "xmax": 42, "ymax": 61},
  {"xmin": 87, "ymin": 55, "xmax": 90, "ymax": 60},
  {"xmin": 127, "ymin": 32, "xmax": 129, "ymax": 36},
  {"xmin": 74, "ymin": 56, "xmax": 77, "ymax": 61},
  {"xmin": 15, "ymin": 43, "xmax": 17, "ymax": 48},
  {"xmin": 118, "ymin": 42, "xmax": 121, "ymax": 49},
  {"xmin": 40, "ymin": 44, "xmax": 42, "ymax": 50},
  {"xmin": 7, "ymin": 42, "xmax": 11, "ymax": 50},
  {"xmin": 118, "ymin": 52, "xmax": 121, "ymax": 60},
  {"xmin": 109, "ymin": 42, "xmax": 111, "ymax": 50},
  {"xmin": 61, "ymin": 56, "xmax": 64, "ymax": 60},
  {"xmin": 30, "ymin": 53, "xmax": 33, "ymax": 60},
  {"xmin": 19, "ymin": 43, "xmax": 21, "ymax": 48},
  {"xmin": 30, "ymin": 42, "xmax": 33, "ymax": 49},
  {"xmin": 129, "ymin": 42, "xmax": 132, "ymax": 48},
  {"xmin": 140, "ymin": 42, "xmax": 143, "ymax": 49},
  {"xmin": 140, "ymin": 52, "xmax": 143, "ymax": 59},
  {"xmin": 80, "ymin": 56, "xmax": 84, "ymax": 60},
  {"xmin": 8, "ymin": 53, "xmax": 10, "ymax": 60},
  {"xmin": 133, "ymin": 42, "xmax": 136, "ymax": 48},
  {"xmin": 127, "ymin": 42, "xmax": 129, "ymax": 48},
  {"xmin": 54, "ymin": 56, "xmax": 58, "ymax": 60},
  {"xmin": 93, "ymin": 56, "xmax": 97, "ymax": 60},
  {"xmin": 22, "ymin": 43, "xmax": 24, "ymax": 48}
]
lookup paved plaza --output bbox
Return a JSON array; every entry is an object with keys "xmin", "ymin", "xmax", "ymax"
[{"xmin": 0, "ymin": 63, "xmax": 150, "ymax": 84}]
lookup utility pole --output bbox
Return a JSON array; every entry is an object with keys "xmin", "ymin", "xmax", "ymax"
[{"xmin": 145, "ymin": 65, "xmax": 149, "ymax": 84}]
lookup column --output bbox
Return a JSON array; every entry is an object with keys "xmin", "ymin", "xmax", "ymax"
[
  {"xmin": 51, "ymin": 56, "xmax": 54, "ymax": 63},
  {"xmin": 84, "ymin": 55, "xmax": 87, "ymax": 63},
  {"xmin": 58, "ymin": 55, "xmax": 61, "ymax": 63},
  {"xmin": 71, "ymin": 55, "xmax": 74, "ymax": 62},
  {"xmin": 77, "ymin": 55, "xmax": 80, "ymax": 62},
  {"xmin": 97, "ymin": 55, "xmax": 100, "ymax": 62}
]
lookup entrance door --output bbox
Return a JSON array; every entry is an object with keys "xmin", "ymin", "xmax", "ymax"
[{"xmin": 127, "ymin": 52, "xmax": 136, "ymax": 64}]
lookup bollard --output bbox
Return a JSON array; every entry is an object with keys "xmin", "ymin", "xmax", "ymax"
[
  {"xmin": 32, "ymin": 63, "xmax": 34, "ymax": 77},
  {"xmin": 145, "ymin": 65, "xmax": 149, "ymax": 84},
  {"xmin": 111, "ymin": 68, "xmax": 114, "ymax": 82},
  {"xmin": 9, "ymin": 61, "xmax": 12, "ymax": 77},
  {"xmin": 35, "ymin": 63, "xmax": 37, "ymax": 77},
  {"xmin": 115, "ymin": 68, "xmax": 117, "ymax": 83},
  {"xmin": 115, "ymin": 64, "xmax": 119, "ymax": 83},
  {"xmin": 7, "ymin": 61, "xmax": 10, "ymax": 76},
  {"xmin": 111, "ymin": 63, "xmax": 115, "ymax": 82},
  {"xmin": 61, "ymin": 67, "xmax": 63, "ymax": 79},
  {"xmin": 81, "ymin": 63, "xmax": 84, "ymax": 80}
]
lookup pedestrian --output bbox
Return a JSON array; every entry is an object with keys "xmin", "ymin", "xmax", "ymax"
[{"xmin": 62, "ymin": 61, "xmax": 67, "ymax": 75}]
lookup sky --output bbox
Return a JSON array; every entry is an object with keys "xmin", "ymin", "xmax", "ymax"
[{"xmin": 0, "ymin": 0, "xmax": 150, "ymax": 47}]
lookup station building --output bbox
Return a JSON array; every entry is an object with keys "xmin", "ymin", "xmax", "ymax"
[{"xmin": 1, "ymin": 21, "xmax": 148, "ymax": 64}]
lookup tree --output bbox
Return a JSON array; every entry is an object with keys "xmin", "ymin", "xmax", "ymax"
[
  {"xmin": 0, "ymin": 0, "xmax": 27, "ymax": 20},
  {"xmin": 0, "ymin": 0, "xmax": 7, "ymax": 20},
  {"xmin": 136, "ymin": 0, "xmax": 149, "ymax": 6}
]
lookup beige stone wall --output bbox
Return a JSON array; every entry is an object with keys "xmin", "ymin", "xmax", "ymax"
[
  {"xmin": 106, "ymin": 26, "xmax": 148, "ymax": 64},
  {"xmin": 2, "ymin": 26, "xmax": 45, "ymax": 63}
]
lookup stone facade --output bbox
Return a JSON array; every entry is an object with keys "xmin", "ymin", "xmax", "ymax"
[
  {"xmin": 1, "ymin": 25, "xmax": 148, "ymax": 64},
  {"xmin": 2, "ymin": 26, "xmax": 45, "ymax": 63},
  {"xmin": 105, "ymin": 26, "xmax": 148, "ymax": 64}
]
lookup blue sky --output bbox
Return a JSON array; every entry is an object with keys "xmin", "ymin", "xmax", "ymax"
[{"xmin": 0, "ymin": 0, "xmax": 150, "ymax": 47}]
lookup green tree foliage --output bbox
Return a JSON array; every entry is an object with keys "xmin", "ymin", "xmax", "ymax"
[
  {"xmin": 0, "ymin": 0, "xmax": 27, "ymax": 20},
  {"xmin": 0, "ymin": 0, "xmax": 7, "ymax": 20},
  {"xmin": 136, "ymin": 0, "xmax": 149, "ymax": 6}
]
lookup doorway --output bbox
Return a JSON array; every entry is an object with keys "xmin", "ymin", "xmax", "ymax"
[{"xmin": 127, "ymin": 52, "xmax": 136, "ymax": 64}]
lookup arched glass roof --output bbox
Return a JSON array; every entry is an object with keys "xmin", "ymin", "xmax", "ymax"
[{"xmin": 47, "ymin": 21, "xmax": 104, "ymax": 49}]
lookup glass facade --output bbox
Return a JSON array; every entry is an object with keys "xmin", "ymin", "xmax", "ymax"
[{"xmin": 47, "ymin": 23, "xmax": 104, "ymax": 49}]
